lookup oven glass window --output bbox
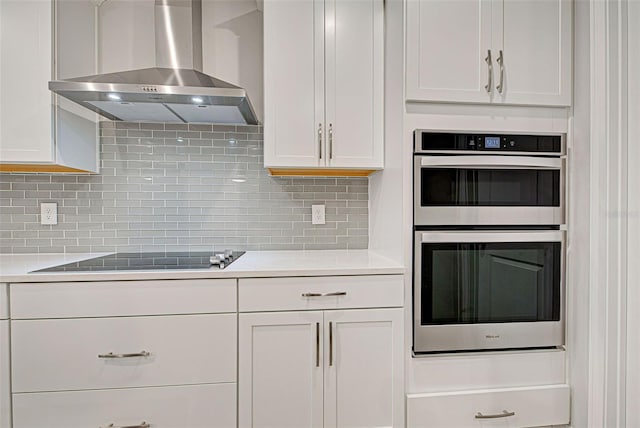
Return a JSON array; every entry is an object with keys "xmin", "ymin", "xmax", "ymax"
[
  {"xmin": 420, "ymin": 168, "xmax": 560, "ymax": 207},
  {"xmin": 420, "ymin": 242, "xmax": 561, "ymax": 325}
]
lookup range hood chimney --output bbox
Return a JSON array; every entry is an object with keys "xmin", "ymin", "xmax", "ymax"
[{"xmin": 49, "ymin": 0, "xmax": 259, "ymax": 125}]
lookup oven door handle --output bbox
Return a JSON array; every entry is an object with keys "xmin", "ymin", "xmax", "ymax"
[
  {"xmin": 420, "ymin": 230, "xmax": 564, "ymax": 243},
  {"xmin": 420, "ymin": 156, "xmax": 561, "ymax": 169}
]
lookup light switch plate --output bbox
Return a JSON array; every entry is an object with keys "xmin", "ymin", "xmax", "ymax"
[
  {"xmin": 40, "ymin": 202, "xmax": 58, "ymax": 225},
  {"xmin": 311, "ymin": 204, "xmax": 325, "ymax": 225}
]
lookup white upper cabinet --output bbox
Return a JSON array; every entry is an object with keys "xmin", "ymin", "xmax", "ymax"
[
  {"xmin": 263, "ymin": 0, "xmax": 323, "ymax": 170},
  {"xmin": 406, "ymin": 0, "xmax": 493, "ymax": 104},
  {"xmin": 496, "ymin": 0, "xmax": 572, "ymax": 106},
  {"xmin": 263, "ymin": 0, "xmax": 384, "ymax": 175},
  {"xmin": 406, "ymin": 0, "xmax": 572, "ymax": 107},
  {"xmin": 0, "ymin": 0, "xmax": 99, "ymax": 173}
]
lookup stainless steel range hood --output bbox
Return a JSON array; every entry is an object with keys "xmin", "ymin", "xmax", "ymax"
[{"xmin": 49, "ymin": 0, "xmax": 259, "ymax": 125}]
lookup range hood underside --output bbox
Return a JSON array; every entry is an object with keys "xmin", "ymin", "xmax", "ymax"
[{"xmin": 50, "ymin": 68, "xmax": 259, "ymax": 125}]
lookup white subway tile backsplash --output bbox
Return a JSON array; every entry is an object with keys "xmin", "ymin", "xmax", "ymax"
[{"xmin": 0, "ymin": 122, "xmax": 369, "ymax": 253}]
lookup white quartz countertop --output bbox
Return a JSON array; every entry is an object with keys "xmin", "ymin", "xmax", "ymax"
[{"xmin": 0, "ymin": 250, "xmax": 405, "ymax": 283}]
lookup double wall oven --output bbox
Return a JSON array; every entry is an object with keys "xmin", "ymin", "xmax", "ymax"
[{"xmin": 413, "ymin": 131, "xmax": 566, "ymax": 353}]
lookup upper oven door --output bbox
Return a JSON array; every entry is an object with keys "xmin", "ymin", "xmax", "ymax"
[{"xmin": 414, "ymin": 155, "xmax": 564, "ymax": 225}]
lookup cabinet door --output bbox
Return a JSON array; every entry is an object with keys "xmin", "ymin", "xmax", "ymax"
[
  {"xmin": 406, "ymin": 0, "xmax": 493, "ymax": 103},
  {"xmin": 494, "ymin": 0, "xmax": 572, "ymax": 106},
  {"xmin": 325, "ymin": 0, "xmax": 384, "ymax": 169},
  {"xmin": 0, "ymin": 0, "xmax": 53, "ymax": 163},
  {"xmin": 239, "ymin": 312, "xmax": 324, "ymax": 428},
  {"xmin": 324, "ymin": 308, "xmax": 404, "ymax": 428},
  {"xmin": 263, "ymin": 0, "xmax": 325, "ymax": 168},
  {"xmin": 0, "ymin": 321, "xmax": 10, "ymax": 428}
]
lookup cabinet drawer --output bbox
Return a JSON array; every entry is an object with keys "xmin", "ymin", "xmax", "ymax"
[
  {"xmin": 12, "ymin": 383, "xmax": 236, "ymax": 428},
  {"xmin": 239, "ymin": 275, "xmax": 403, "ymax": 312},
  {"xmin": 12, "ymin": 314, "xmax": 236, "ymax": 393},
  {"xmin": 0, "ymin": 283, "xmax": 7, "ymax": 319},
  {"xmin": 407, "ymin": 384, "xmax": 570, "ymax": 428},
  {"xmin": 10, "ymin": 279, "xmax": 236, "ymax": 319}
]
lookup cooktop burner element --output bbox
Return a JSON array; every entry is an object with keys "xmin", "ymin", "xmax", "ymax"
[{"xmin": 32, "ymin": 251, "xmax": 245, "ymax": 273}]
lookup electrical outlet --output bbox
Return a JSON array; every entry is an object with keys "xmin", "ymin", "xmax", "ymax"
[
  {"xmin": 40, "ymin": 202, "xmax": 58, "ymax": 225},
  {"xmin": 311, "ymin": 204, "xmax": 325, "ymax": 225}
]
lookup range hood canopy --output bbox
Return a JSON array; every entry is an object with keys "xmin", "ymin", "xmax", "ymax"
[{"xmin": 49, "ymin": 0, "xmax": 259, "ymax": 125}]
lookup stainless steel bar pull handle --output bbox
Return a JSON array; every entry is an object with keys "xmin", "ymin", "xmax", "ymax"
[
  {"xmin": 315, "ymin": 322, "xmax": 320, "ymax": 367},
  {"xmin": 484, "ymin": 50, "xmax": 492, "ymax": 93},
  {"xmin": 102, "ymin": 422, "xmax": 151, "ymax": 428},
  {"xmin": 328, "ymin": 123, "xmax": 333, "ymax": 159},
  {"xmin": 98, "ymin": 351, "xmax": 150, "ymax": 359},
  {"xmin": 323, "ymin": 291, "xmax": 346, "ymax": 296},
  {"xmin": 496, "ymin": 50, "xmax": 504, "ymax": 94},
  {"xmin": 329, "ymin": 321, "xmax": 333, "ymax": 366},
  {"xmin": 301, "ymin": 292, "xmax": 347, "ymax": 297},
  {"xmin": 475, "ymin": 410, "xmax": 515, "ymax": 419},
  {"xmin": 318, "ymin": 123, "xmax": 323, "ymax": 159}
]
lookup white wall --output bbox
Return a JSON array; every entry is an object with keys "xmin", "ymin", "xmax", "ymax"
[
  {"xmin": 566, "ymin": 0, "xmax": 590, "ymax": 426},
  {"xmin": 202, "ymin": 0, "xmax": 263, "ymax": 123},
  {"xmin": 98, "ymin": 0, "xmax": 155, "ymax": 72},
  {"xmin": 585, "ymin": 0, "xmax": 637, "ymax": 425},
  {"xmin": 625, "ymin": 0, "xmax": 640, "ymax": 425},
  {"xmin": 368, "ymin": 0, "xmax": 405, "ymax": 263}
]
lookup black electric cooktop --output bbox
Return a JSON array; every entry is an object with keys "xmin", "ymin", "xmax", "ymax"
[{"xmin": 32, "ymin": 251, "xmax": 245, "ymax": 273}]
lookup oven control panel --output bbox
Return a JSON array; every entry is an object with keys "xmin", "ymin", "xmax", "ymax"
[{"xmin": 415, "ymin": 131, "xmax": 563, "ymax": 153}]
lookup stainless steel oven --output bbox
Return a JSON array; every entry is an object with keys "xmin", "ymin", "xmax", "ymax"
[
  {"xmin": 413, "ymin": 229, "xmax": 565, "ymax": 353},
  {"xmin": 412, "ymin": 131, "xmax": 566, "ymax": 354},
  {"xmin": 414, "ymin": 131, "xmax": 565, "ymax": 225}
]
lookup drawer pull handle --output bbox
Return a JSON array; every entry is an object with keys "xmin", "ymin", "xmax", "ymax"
[
  {"xmin": 484, "ymin": 49, "xmax": 492, "ymax": 93},
  {"xmin": 329, "ymin": 123, "xmax": 334, "ymax": 159},
  {"xmin": 318, "ymin": 123, "xmax": 323, "ymax": 159},
  {"xmin": 102, "ymin": 422, "xmax": 150, "ymax": 428},
  {"xmin": 496, "ymin": 50, "xmax": 505, "ymax": 94},
  {"xmin": 301, "ymin": 292, "xmax": 347, "ymax": 297},
  {"xmin": 98, "ymin": 351, "xmax": 151, "ymax": 359},
  {"xmin": 316, "ymin": 322, "xmax": 320, "ymax": 367},
  {"xmin": 475, "ymin": 410, "xmax": 515, "ymax": 419},
  {"xmin": 329, "ymin": 321, "xmax": 334, "ymax": 366}
]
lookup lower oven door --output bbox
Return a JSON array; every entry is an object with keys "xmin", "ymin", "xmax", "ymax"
[
  {"xmin": 414, "ymin": 155, "xmax": 565, "ymax": 225},
  {"xmin": 413, "ymin": 230, "xmax": 564, "ymax": 353}
]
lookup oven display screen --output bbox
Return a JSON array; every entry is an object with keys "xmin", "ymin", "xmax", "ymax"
[{"xmin": 485, "ymin": 137, "xmax": 501, "ymax": 148}]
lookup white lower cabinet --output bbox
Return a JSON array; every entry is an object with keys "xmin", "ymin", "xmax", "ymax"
[
  {"xmin": 239, "ymin": 308, "xmax": 403, "ymax": 428},
  {"xmin": 0, "ymin": 284, "xmax": 7, "ymax": 319},
  {"xmin": 8, "ymin": 275, "xmax": 404, "ymax": 428},
  {"xmin": 9, "ymin": 279, "xmax": 238, "ymax": 428},
  {"xmin": 406, "ymin": 384, "xmax": 570, "ymax": 428},
  {"xmin": 11, "ymin": 314, "xmax": 236, "ymax": 392},
  {"xmin": 1, "ymin": 320, "xmax": 11, "ymax": 428},
  {"xmin": 323, "ymin": 309, "xmax": 403, "ymax": 428},
  {"xmin": 239, "ymin": 311, "xmax": 324, "ymax": 428},
  {"xmin": 12, "ymin": 383, "xmax": 236, "ymax": 428}
]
